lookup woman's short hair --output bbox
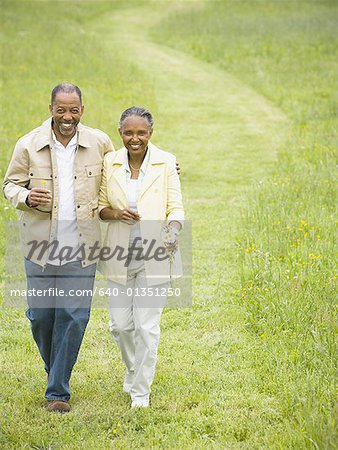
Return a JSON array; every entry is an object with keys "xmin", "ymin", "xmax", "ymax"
[{"xmin": 119, "ymin": 106, "xmax": 154, "ymax": 129}]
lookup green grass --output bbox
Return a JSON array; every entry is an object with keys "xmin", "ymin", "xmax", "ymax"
[
  {"xmin": 1, "ymin": 0, "xmax": 337, "ymax": 448},
  {"xmin": 151, "ymin": 0, "xmax": 338, "ymax": 127},
  {"xmin": 152, "ymin": 1, "xmax": 338, "ymax": 448}
]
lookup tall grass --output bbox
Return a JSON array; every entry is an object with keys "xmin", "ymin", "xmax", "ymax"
[
  {"xmin": 152, "ymin": 0, "xmax": 337, "ymax": 127},
  {"xmin": 153, "ymin": 1, "xmax": 338, "ymax": 448},
  {"xmin": 0, "ymin": 0, "xmax": 337, "ymax": 448}
]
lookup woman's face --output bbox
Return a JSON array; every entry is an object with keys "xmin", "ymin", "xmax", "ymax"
[{"xmin": 119, "ymin": 115, "xmax": 152, "ymax": 157}]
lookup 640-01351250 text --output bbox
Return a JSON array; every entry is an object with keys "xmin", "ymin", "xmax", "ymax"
[{"xmin": 97, "ymin": 287, "xmax": 181, "ymax": 297}]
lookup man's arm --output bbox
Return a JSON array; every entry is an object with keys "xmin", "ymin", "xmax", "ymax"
[{"xmin": 3, "ymin": 139, "xmax": 32, "ymax": 211}]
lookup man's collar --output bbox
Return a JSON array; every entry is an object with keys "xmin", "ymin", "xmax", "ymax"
[
  {"xmin": 35, "ymin": 118, "xmax": 90, "ymax": 151},
  {"xmin": 35, "ymin": 118, "xmax": 52, "ymax": 151},
  {"xmin": 77, "ymin": 122, "xmax": 91, "ymax": 148},
  {"xmin": 52, "ymin": 130, "xmax": 78, "ymax": 148}
]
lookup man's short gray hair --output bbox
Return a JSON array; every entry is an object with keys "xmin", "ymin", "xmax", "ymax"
[
  {"xmin": 51, "ymin": 83, "xmax": 82, "ymax": 105},
  {"xmin": 119, "ymin": 106, "xmax": 154, "ymax": 129}
]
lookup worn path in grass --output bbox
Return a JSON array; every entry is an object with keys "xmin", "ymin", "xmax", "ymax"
[
  {"xmin": 94, "ymin": 4, "xmax": 288, "ymax": 203},
  {"xmin": 91, "ymin": 0, "xmax": 290, "ymax": 279},
  {"xmin": 84, "ymin": 2, "xmax": 292, "ymax": 445},
  {"xmin": 1, "ymin": 2, "xmax": 294, "ymax": 448}
]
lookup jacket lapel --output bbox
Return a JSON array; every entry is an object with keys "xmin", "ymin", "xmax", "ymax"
[
  {"xmin": 139, "ymin": 164, "xmax": 162, "ymax": 200},
  {"xmin": 35, "ymin": 119, "xmax": 91, "ymax": 151},
  {"xmin": 35, "ymin": 118, "xmax": 53, "ymax": 151},
  {"xmin": 139, "ymin": 143, "xmax": 164, "ymax": 200},
  {"xmin": 77, "ymin": 122, "xmax": 91, "ymax": 148}
]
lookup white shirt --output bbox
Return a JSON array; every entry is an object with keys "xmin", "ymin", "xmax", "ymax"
[
  {"xmin": 124, "ymin": 149, "xmax": 150, "ymax": 249},
  {"xmin": 128, "ymin": 179, "xmax": 142, "ymax": 247},
  {"xmin": 48, "ymin": 132, "xmax": 80, "ymax": 265},
  {"xmin": 124, "ymin": 147, "xmax": 150, "ymax": 184}
]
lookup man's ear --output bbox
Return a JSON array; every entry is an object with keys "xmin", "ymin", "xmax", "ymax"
[
  {"xmin": 118, "ymin": 128, "xmax": 122, "ymax": 137},
  {"xmin": 49, "ymin": 104, "xmax": 53, "ymax": 115}
]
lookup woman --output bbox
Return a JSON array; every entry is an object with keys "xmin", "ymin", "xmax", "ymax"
[{"xmin": 99, "ymin": 106, "xmax": 184, "ymax": 408}]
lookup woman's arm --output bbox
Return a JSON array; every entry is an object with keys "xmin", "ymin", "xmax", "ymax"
[
  {"xmin": 164, "ymin": 157, "xmax": 184, "ymax": 253},
  {"xmin": 98, "ymin": 154, "xmax": 110, "ymax": 216},
  {"xmin": 167, "ymin": 157, "xmax": 184, "ymax": 227}
]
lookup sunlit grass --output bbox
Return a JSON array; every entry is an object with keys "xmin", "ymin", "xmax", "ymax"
[
  {"xmin": 0, "ymin": 0, "xmax": 337, "ymax": 448},
  {"xmin": 153, "ymin": 1, "xmax": 337, "ymax": 448}
]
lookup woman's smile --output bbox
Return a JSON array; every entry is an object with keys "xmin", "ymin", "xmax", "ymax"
[{"xmin": 119, "ymin": 115, "xmax": 153, "ymax": 158}]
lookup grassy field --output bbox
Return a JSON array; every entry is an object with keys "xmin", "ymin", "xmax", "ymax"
[{"xmin": 0, "ymin": 0, "xmax": 337, "ymax": 449}]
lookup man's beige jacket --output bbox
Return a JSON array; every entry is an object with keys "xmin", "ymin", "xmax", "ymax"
[{"xmin": 3, "ymin": 118, "xmax": 114, "ymax": 267}]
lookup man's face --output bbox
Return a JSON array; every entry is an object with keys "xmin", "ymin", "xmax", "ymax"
[{"xmin": 49, "ymin": 92, "xmax": 84, "ymax": 139}]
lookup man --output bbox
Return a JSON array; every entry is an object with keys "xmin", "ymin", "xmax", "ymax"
[{"xmin": 3, "ymin": 83, "xmax": 114, "ymax": 412}]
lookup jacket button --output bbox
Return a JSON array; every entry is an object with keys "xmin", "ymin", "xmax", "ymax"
[
  {"xmin": 30, "ymin": 173, "xmax": 33, "ymax": 176},
  {"xmin": 77, "ymin": 205, "xmax": 80, "ymax": 208},
  {"xmin": 74, "ymin": 176, "xmax": 77, "ymax": 179},
  {"xmin": 89, "ymin": 171, "xmax": 92, "ymax": 175}
]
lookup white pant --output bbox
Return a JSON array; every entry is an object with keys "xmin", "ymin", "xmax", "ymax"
[{"xmin": 108, "ymin": 257, "xmax": 168, "ymax": 402}]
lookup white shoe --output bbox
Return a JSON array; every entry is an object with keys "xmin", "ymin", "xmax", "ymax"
[
  {"xmin": 123, "ymin": 370, "xmax": 134, "ymax": 393},
  {"xmin": 131, "ymin": 399, "xmax": 149, "ymax": 408}
]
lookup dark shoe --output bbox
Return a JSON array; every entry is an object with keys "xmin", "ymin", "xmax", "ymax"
[{"xmin": 46, "ymin": 400, "xmax": 71, "ymax": 413}]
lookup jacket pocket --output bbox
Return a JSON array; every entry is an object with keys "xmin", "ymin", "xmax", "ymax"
[
  {"xmin": 85, "ymin": 164, "xmax": 102, "ymax": 177},
  {"xmin": 28, "ymin": 167, "xmax": 53, "ymax": 186},
  {"xmin": 85, "ymin": 163, "xmax": 102, "ymax": 200}
]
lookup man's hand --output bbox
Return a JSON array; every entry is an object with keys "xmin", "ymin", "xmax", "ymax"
[{"xmin": 26, "ymin": 188, "xmax": 52, "ymax": 208}]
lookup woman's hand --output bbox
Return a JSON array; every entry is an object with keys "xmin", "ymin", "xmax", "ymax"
[
  {"xmin": 116, "ymin": 208, "xmax": 141, "ymax": 225},
  {"xmin": 100, "ymin": 207, "xmax": 141, "ymax": 224}
]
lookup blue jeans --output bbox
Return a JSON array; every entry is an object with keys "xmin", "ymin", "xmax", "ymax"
[{"xmin": 24, "ymin": 259, "xmax": 96, "ymax": 401}]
